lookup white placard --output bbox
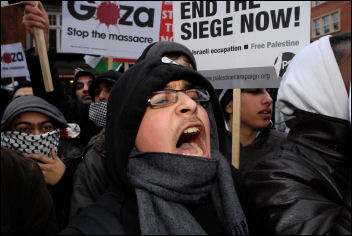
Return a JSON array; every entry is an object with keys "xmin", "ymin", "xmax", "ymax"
[
  {"xmin": 61, "ymin": 1, "xmax": 162, "ymax": 59},
  {"xmin": 1, "ymin": 42, "xmax": 29, "ymax": 78},
  {"xmin": 173, "ymin": 1, "xmax": 311, "ymax": 88}
]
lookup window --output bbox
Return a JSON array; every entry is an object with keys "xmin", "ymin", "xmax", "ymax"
[
  {"xmin": 332, "ymin": 12, "xmax": 339, "ymax": 32},
  {"xmin": 312, "ymin": 1, "xmax": 326, "ymax": 7},
  {"xmin": 312, "ymin": 11, "xmax": 340, "ymax": 38},
  {"xmin": 48, "ymin": 12, "xmax": 62, "ymax": 52},
  {"xmin": 314, "ymin": 19, "xmax": 320, "ymax": 36},
  {"xmin": 26, "ymin": 11, "xmax": 62, "ymax": 52},
  {"xmin": 323, "ymin": 15, "xmax": 330, "ymax": 34}
]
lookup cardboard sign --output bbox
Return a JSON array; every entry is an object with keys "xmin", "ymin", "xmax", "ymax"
[
  {"xmin": 1, "ymin": 42, "xmax": 29, "ymax": 78},
  {"xmin": 173, "ymin": 1, "xmax": 311, "ymax": 88},
  {"xmin": 61, "ymin": 1, "xmax": 162, "ymax": 59}
]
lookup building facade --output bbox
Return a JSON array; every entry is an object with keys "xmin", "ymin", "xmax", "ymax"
[{"xmin": 311, "ymin": 1, "xmax": 351, "ymax": 40}]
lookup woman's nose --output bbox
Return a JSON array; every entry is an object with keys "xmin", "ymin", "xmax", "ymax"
[{"xmin": 175, "ymin": 92, "xmax": 198, "ymax": 115}]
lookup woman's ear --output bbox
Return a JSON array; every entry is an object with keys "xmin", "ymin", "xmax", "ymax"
[{"xmin": 225, "ymin": 100, "xmax": 233, "ymax": 115}]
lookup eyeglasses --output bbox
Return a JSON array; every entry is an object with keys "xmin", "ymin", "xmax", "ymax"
[{"xmin": 148, "ymin": 88, "xmax": 210, "ymax": 109}]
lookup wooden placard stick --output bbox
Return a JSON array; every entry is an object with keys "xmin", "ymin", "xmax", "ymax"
[
  {"xmin": 1, "ymin": 1, "xmax": 23, "ymax": 7},
  {"xmin": 124, "ymin": 62, "xmax": 129, "ymax": 72},
  {"xmin": 33, "ymin": 1, "xmax": 53, "ymax": 92},
  {"xmin": 11, "ymin": 77, "xmax": 15, "ymax": 87},
  {"xmin": 108, "ymin": 56, "xmax": 113, "ymax": 70},
  {"xmin": 232, "ymin": 88, "xmax": 241, "ymax": 169}
]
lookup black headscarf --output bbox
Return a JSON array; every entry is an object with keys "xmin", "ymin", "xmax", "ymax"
[
  {"xmin": 104, "ymin": 56, "xmax": 248, "ymax": 235},
  {"xmin": 136, "ymin": 41, "xmax": 197, "ymax": 70},
  {"xmin": 105, "ymin": 56, "xmax": 226, "ymax": 192}
]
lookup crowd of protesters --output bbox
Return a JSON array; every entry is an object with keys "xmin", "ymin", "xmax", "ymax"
[{"xmin": 1, "ymin": 1, "xmax": 350, "ymax": 235}]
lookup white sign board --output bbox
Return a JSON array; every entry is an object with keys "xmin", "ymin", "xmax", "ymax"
[
  {"xmin": 61, "ymin": 1, "xmax": 162, "ymax": 59},
  {"xmin": 1, "ymin": 42, "xmax": 29, "ymax": 78},
  {"xmin": 173, "ymin": 1, "xmax": 311, "ymax": 88}
]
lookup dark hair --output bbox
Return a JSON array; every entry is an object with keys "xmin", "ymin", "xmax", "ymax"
[
  {"xmin": 219, "ymin": 89, "xmax": 233, "ymax": 122},
  {"xmin": 12, "ymin": 80, "xmax": 32, "ymax": 99},
  {"xmin": 330, "ymin": 32, "xmax": 351, "ymax": 65}
]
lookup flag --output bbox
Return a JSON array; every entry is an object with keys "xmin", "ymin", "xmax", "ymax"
[{"xmin": 84, "ymin": 55, "xmax": 121, "ymax": 73}]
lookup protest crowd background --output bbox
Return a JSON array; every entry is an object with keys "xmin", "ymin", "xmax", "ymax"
[{"xmin": 1, "ymin": 1, "xmax": 351, "ymax": 235}]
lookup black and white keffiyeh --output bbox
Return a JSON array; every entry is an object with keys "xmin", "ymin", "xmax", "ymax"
[
  {"xmin": 89, "ymin": 101, "xmax": 107, "ymax": 127},
  {"xmin": 1, "ymin": 129, "xmax": 60, "ymax": 158}
]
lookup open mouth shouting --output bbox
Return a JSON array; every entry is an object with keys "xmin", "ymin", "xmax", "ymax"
[{"xmin": 176, "ymin": 123, "xmax": 209, "ymax": 158}]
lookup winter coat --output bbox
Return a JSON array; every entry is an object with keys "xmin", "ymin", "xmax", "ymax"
[
  {"xmin": 1, "ymin": 147, "xmax": 59, "ymax": 234},
  {"xmin": 69, "ymin": 129, "xmax": 108, "ymax": 222},
  {"xmin": 240, "ymin": 110, "xmax": 351, "ymax": 234},
  {"xmin": 50, "ymin": 138, "xmax": 82, "ymax": 230},
  {"xmin": 225, "ymin": 126, "xmax": 287, "ymax": 174}
]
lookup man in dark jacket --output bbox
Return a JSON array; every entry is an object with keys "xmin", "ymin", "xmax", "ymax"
[
  {"xmin": 62, "ymin": 56, "xmax": 248, "ymax": 235},
  {"xmin": 71, "ymin": 69, "xmax": 95, "ymax": 105},
  {"xmin": 1, "ymin": 147, "xmax": 58, "ymax": 234},
  {"xmin": 219, "ymin": 88, "xmax": 286, "ymax": 172},
  {"xmin": 241, "ymin": 33, "xmax": 351, "ymax": 234}
]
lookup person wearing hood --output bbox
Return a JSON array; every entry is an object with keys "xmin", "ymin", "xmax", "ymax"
[
  {"xmin": 12, "ymin": 80, "xmax": 33, "ymax": 100},
  {"xmin": 62, "ymin": 56, "xmax": 248, "ymax": 235},
  {"xmin": 69, "ymin": 41, "xmax": 200, "ymax": 222},
  {"xmin": 87, "ymin": 70, "xmax": 122, "ymax": 128},
  {"xmin": 240, "ymin": 33, "xmax": 351, "ymax": 235},
  {"xmin": 218, "ymin": 88, "xmax": 286, "ymax": 173},
  {"xmin": 1, "ymin": 95, "xmax": 81, "ymax": 230},
  {"xmin": 72, "ymin": 69, "xmax": 95, "ymax": 105}
]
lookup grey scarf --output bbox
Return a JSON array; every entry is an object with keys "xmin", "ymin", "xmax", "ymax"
[{"xmin": 127, "ymin": 151, "xmax": 248, "ymax": 235}]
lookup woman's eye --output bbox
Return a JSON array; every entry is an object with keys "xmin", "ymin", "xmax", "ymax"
[
  {"xmin": 243, "ymin": 89, "xmax": 260, "ymax": 94},
  {"xmin": 19, "ymin": 128, "xmax": 30, "ymax": 133},
  {"xmin": 155, "ymin": 99, "xmax": 169, "ymax": 105},
  {"xmin": 42, "ymin": 126, "xmax": 54, "ymax": 131}
]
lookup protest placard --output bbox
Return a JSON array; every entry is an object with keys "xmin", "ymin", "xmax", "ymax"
[
  {"xmin": 1, "ymin": 42, "xmax": 29, "ymax": 78},
  {"xmin": 173, "ymin": 1, "xmax": 311, "ymax": 89},
  {"xmin": 174, "ymin": 1, "xmax": 311, "ymax": 168},
  {"xmin": 61, "ymin": 1, "xmax": 162, "ymax": 59}
]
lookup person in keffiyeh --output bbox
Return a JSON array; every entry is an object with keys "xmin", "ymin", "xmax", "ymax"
[{"xmin": 1, "ymin": 95, "xmax": 80, "ymax": 230}]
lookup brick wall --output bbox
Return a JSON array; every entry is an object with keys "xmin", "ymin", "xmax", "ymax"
[{"xmin": 311, "ymin": 1, "xmax": 351, "ymax": 40}]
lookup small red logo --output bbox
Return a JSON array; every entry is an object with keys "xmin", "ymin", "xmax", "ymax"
[
  {"xmin": 2, "ymin": 52, "xmax": 12, "ymax": 64},
  {"xmin": 96, "ymin": 2, "xmax": 120, "ymax": 29}
]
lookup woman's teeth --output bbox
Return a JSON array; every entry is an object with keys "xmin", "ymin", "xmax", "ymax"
[{"xmin": 184, "ymin": 127, "xmax": 200, "ymax": 134}]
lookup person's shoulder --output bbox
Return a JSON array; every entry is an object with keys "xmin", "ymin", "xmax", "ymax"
[
  {"xmin": 75, "ymin": 143, "xmax": 105, "ymax": 177},
  {"xmin": 62, "ymin": 201, "xmax": 126, "ymax": 235},
  {"xmin": 244, "ymin": 142, "xmax": 319, "ymax": 182},
  {"xmin": 269, "ymin": 128, "xmax": 287, "ymax": 138},
  {"xmin": 1, "ymin": 147, "xmax": 40, "ymax": 176}
]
